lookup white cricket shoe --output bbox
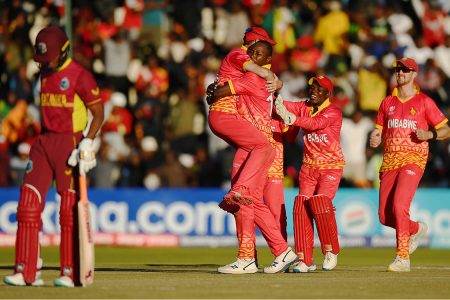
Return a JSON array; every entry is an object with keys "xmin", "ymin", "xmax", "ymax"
[
  {"xmin": 3, "ymin": 271, "xmax": 44, "ymax": 287},
  {"xmin": 387, "ymin": 256, "xmax": 410, "ymax": 272},
  {"xmin": 323, "ymin": 252, "xmax": 338, "ymax": 271},
  {"xmin": 53, "ymin": 276, "xmax": 75, "ymax": 288},
  {"xmin": 263, "ymin": 247, "xmax": 298, "ymax": 274},
  {"xmin": 218, "ymin": 258, "xmax": 258, "ymax": 274},
  {"xmin": 293, "ymin": 261, "xmax": 317, "ymax": 273},
  {"xmin": 409, "ymin": 222, "xmax": 428, "ymax": 255}
]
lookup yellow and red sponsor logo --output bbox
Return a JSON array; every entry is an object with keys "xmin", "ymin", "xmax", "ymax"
[
  {"xmin": 41, "ymin": 93, "xmax": 73, "ymax": 107},
  {"xmin": 91, "ymin": 87, "xmax": 100, "ymax": 96}
]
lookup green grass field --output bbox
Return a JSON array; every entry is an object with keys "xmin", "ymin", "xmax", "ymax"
[{"xmin": 1, "ymin": 246, "xmax": 450, "ymax": 299}]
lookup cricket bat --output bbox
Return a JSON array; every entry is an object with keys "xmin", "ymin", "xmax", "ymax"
[{"xmin": 78, "ymin": 175, "xmax": 95, "ymax": 286}]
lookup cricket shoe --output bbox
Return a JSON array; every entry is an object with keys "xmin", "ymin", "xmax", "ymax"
[
  {"xmin": 323, "ymin": 252, "xmax": 338, "ymax": 271},
  {"xmin": 218, "ymin": 258, "xmax": 258, "ymax": 274},
  {"xmin": 218, "ymin": 200, "xmax": 239, "ymax": 214},
  {"xmin": 223, "ymin": 186, "xmax": 255, "ymax": 206},
  {"xmin": 409, "ymin": 222, "xmax": 428, "ymax": 255},
  {"xmin": 263, "ymin": 247, "xmax": 298, "ymax": 273},
  {"xmin": 293, "ymin": 261, "xmax": 317, "ymax": 273},
  {"xmin": 3, "ymin": 271, "xmax": 44, "ymax": 287},
  {"xmin": 53, "ymin": 276, "xmax": 75, "ymax": 288},
  {"xmin": 387, "ymin": 256, "xmax": 410, "ymax": 272}
]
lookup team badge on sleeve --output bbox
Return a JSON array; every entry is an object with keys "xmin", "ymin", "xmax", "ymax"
[
  {"xmin": 60, "ymin": 77, "xmax": 70, "ymax": 90},
  {"xmin": 25, "ymin": 160, "xmax": 33, "ymax": 173}
]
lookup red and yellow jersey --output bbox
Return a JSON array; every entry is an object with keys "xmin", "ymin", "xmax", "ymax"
[
  {"xmin": 40, "ymin": 58, "xmax": 101, "ymax": 134},
  {"xmin": 285, "ymin": 99, "xmax": 345, "ymax": 170},
  {"xmin": 375, "ymin": 91, "xmax": 448, "ymax": 171},
  {"xmin": 229, "ymin": 66, "xmax": 274, "ymax": 146},
  {"xmin": 210, "ymin": 46, "xmax": 252, "ymax": 114}
]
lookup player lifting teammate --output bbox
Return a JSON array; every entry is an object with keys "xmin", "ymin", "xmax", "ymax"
[
  {"xmin": 209, "ymin": 40, "xmax": 297, "ymax": 274},
  {"xmin": 206, "ymin": 27, "xmax": 282, "ymax": 207}
]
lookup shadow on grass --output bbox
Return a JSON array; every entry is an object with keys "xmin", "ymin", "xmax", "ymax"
[
  {"xmin": 96, "ymin": 264, "xmax": 219, "ymax": 274},
  {"xmin": 0, "ymin": 266, "xmax": 59, "ymax": 271},
  {"xmin": 1, "ymin": 264, "xmax": 218, "ymax": 274}
]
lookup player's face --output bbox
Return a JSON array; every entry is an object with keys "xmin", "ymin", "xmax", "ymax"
[
  {"xmin": 38, "ymin": 53, "xmax": 61, "ymax": 72},
  {"xmin": 395, "ymin": 66, "xmax": 416, "ymax": 87},
  {"xmin": 307, "ymin": 81, "xmax": 329, "ymax": 106},
  {"xmin": 248, "ymin": 43, "xmax": 271, "ymax": 66}
]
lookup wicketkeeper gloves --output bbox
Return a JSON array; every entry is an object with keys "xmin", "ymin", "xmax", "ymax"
[
  {"xmin": 274, "ymin": 94, "xmax": 296, "ymax": 125},
  {"xmin": 68, "ymin": 138, "xmax": 97, "ymax": 176}
]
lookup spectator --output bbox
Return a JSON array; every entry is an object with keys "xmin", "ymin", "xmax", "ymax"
[
  {"xmin": 135, "ymin": 54, "xmax": 169, "ymax": 100},
  {"xmin": 412, "ymin": 0, "xmax": 447, "ymax": 48},
  {"xmin": 9, "ymin": 142, "xmax": 31, "ymax": 186},
  {"xmin": 103, "ymin": 30, "xmax": 131, "ymax": 94},
  {"xmin": 357, "ymin": 56, "xmax": 389, "ymax": 112},
  {"xmin": 221, "ymin": 1, "xmax": 250, "ymax": 50},
  {"xmin": 341, "ymin": 109, "xmax": 374, "ymax": 187},
  {"xmin": 314, "ymin": 1, "xmax": 350, "ymax": 72},
  {"xmin": 156, "ymin": 150, "xmax": 187, "ymax": 187}
]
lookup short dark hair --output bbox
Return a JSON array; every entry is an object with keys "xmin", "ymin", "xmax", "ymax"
[{"xmin": 249, "ymin": 40, "xmax": 273, "ymax": 56}]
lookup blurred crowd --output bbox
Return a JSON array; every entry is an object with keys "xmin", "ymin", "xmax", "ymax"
[{"xmin": 1, "ymin": 0, "xmax": 449, "ymax": 189}]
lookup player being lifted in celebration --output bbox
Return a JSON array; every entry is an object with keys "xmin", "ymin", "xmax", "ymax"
[
  {"xmin": 3, "ymin": 26, "xmax": 104, "ymax": 287},
  {"xmin": 275, "ymin": 76, "xmax": 344, "ymax": 273},
  {"xmin": 209, "ymin": 40, "xmax": 297, "ymax": 274},
  {"xmin": 207, "ymin": 27, "xmax": 282, "ymax": 206},
  {"xmin": 370, "ymin": 57, "xmax": 448, "ymax": 272}
]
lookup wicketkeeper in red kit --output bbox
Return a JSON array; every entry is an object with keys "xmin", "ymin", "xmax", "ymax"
[
  {"xmin": 3, "ymin": 26, "xmax": 104, "ymax": 287},
  {"xmin": 207, "ymin": 27, "xmax": 282, "ymax": 206},
  {"xmin": 275, "ymin": 76, "xmax": 345, "ymax": 273}
]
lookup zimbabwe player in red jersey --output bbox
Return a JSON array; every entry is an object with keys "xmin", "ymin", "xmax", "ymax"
[
  {"xmin": 275, "ymin": 76, "xmax": 345, "ymax": 273},
  {"xmin": 210, "ymin": 41, "xmax": 297, "ymax": 274},
  {"xmin": 4, "ymin": 26, "xmax": 104, "ymax": 287},
  {"xmin": 207, "ymin": 27, "xmax": 282, "ymax": 206},
  {"xmin": 370, "ymin": 57, "xmax": 448, "ymax": 272}
]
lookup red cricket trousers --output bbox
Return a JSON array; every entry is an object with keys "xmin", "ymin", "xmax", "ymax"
[
  {"xmin": 232, "ymin": 148, "xmax": 288, "ymax": 258},
  {"xmin": 298, "ymin": 166, "xmax": 342, "ymax": 199},
  {"xmin": 379, "ymin": 164, "xmax": 421, "ymax": 259},
  {"xmin": 209, "ymin": 111, "xmax": 275, "ymax": 201},
  {"xmin": 24, "ymin": 132, "xmax": 82, "ymax": 197}
]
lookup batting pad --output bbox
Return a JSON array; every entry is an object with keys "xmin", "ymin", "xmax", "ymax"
[
  {"xmin": 59, "ymin": 190, "xmax": 79, "ymax": 282},
  {"xmin": 309, "ymin": 195, "xmax": 340, "ymax": 255},
  {"xmin": 15, "ymin": 185, "xmax": 42, "ymax": 284},
  {"xmin": 293, "ymin": 195, "xmax": 314, "ymax": 266}
]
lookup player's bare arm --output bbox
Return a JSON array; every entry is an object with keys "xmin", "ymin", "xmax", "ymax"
[
  {"xmin": 245, "ymin": 48, "xmax": 281, "ymax": 93},
  {"xmin": 212, "ymin": 82, "xmax": 233, "ymax": 100},
  {"xmin": 85, "ymin": 102, "xmax": 104, "ymax": 139},
  {"xmin": 416, "ymin": 124, "xmax": 450, "ymax": 141},
  {"xmin": 370, "ymin": 128, "xmax": 382, "ymax": 148}
]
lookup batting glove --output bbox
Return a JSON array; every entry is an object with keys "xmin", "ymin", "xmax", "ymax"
[
  {"xmin": 68, "ymin": 138, "xmax": 96, "ymax": 176},
  {"xmin": 275, "ymin": 94, "xmax": 296, "ymax": 125}
]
